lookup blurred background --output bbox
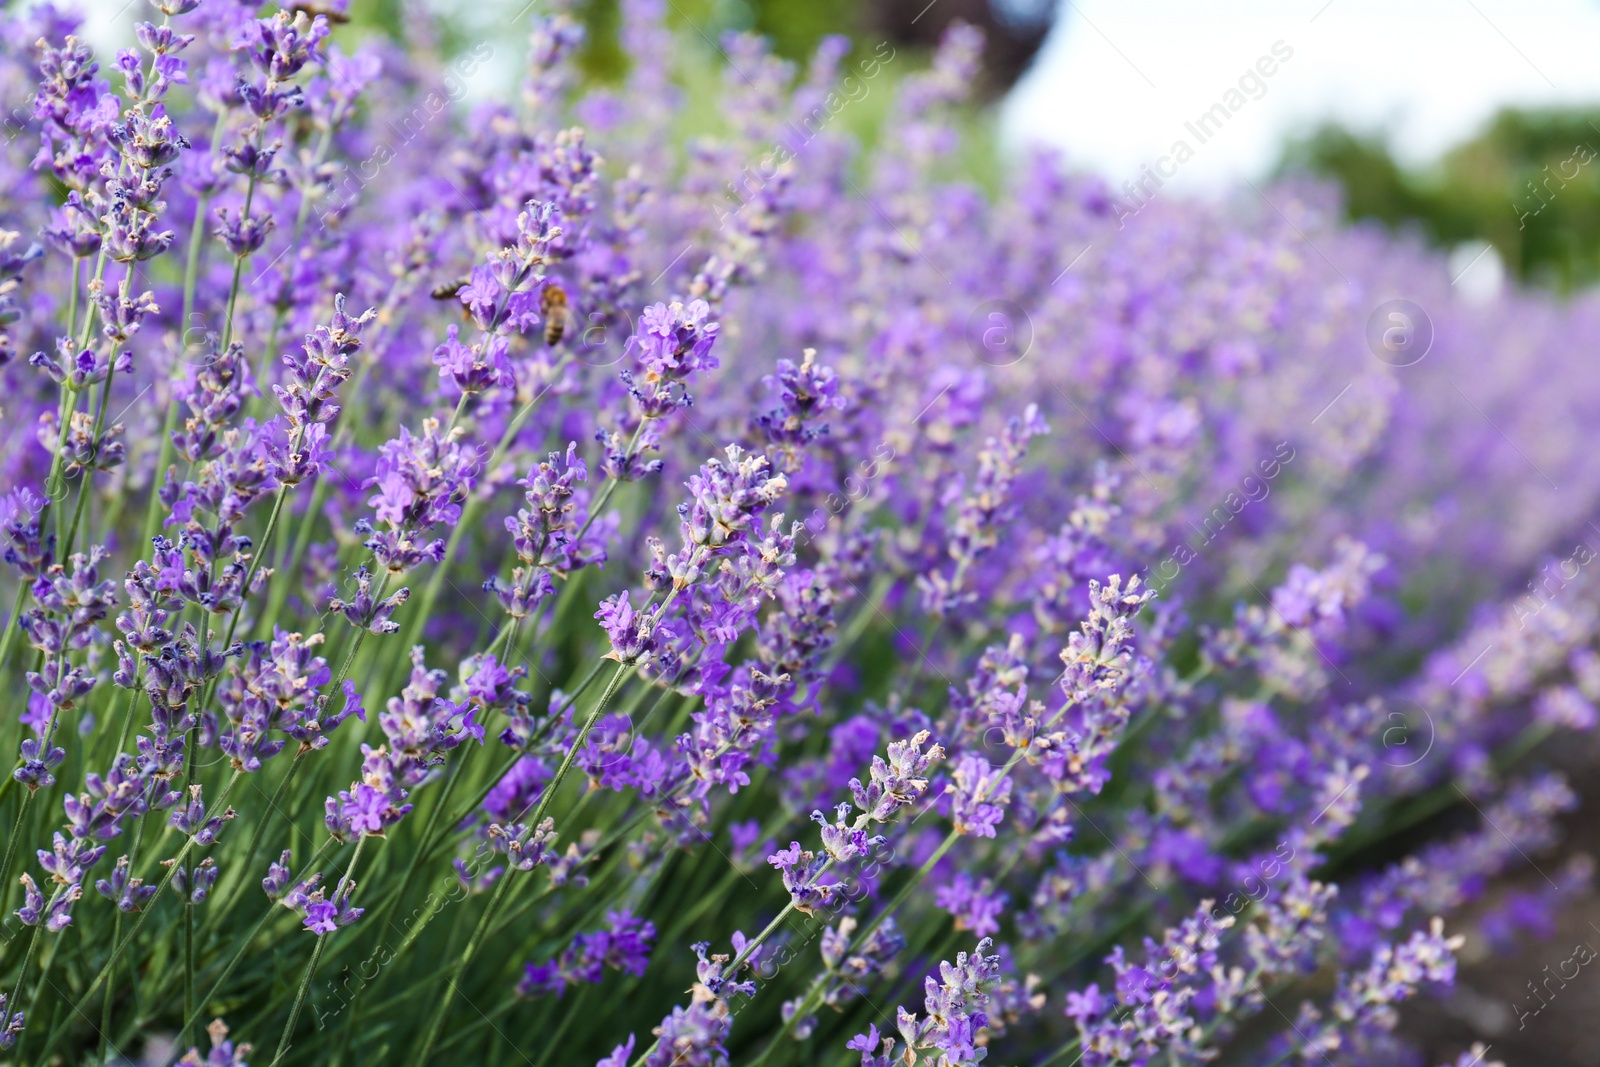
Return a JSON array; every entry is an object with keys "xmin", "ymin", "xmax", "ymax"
[
  {"xmin": 82, "ymin": 0, "xmax": 1600, "ymax": 291},
  {"xmin": 75, "ymin": 0, "xmax": 1600, "ymax": 1062}
]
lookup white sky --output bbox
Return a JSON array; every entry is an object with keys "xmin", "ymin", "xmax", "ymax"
[
  {"xmin": 74, "ymin": 0, "xmax": 1600, "ymax": 200},
  {"xmin": 1002, "ymin": 0, "xmax": 1600, "ymax": 192}
]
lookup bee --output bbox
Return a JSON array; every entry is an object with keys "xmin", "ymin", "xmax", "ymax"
[
  {"xmin": 288, "ymin": 2, "xmax": 352, "ymax": 23},
  {"xmin": 541, "ymin": 282, "xmax": 571, "ymax": 347},
  {"xmin": 430, "ymin": 277, "xmax": 470, "ymax": 302}
]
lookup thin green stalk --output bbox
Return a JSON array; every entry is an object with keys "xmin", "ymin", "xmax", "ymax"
[
  {"xmin": 748, "ymin": 829, "xmax": 961, "ymax": 1067},
  {"xmin": 404, "ymin": 873, "xmax": 516, "ymax": 1066},
  {"xmin": 44, "ymin": 382, "xmax": 80, "ymax": 553},
  {"xmin": 1036, "ymin": 1036, "xmax": 1083, "ymax": 1067},
  {"xmin": 222, "ymin": 128, "xmax": 266, "ymax": 354},
  {"xmin": 239, "ymin": 484, "xmax": 289, "ymax": 620},
  {"xmin": 378, "ymin": 360, "xmax": 571, "ymax": 694},
  {"xmin": 271, "ymin": 834, "xmax": 367, "ymax": 1067},
  {"xmin": 324, "ymin": 736, "xmax": 480, "ymax": 1065},
  {"xmin": 171, "ymin": 839, "xmax": 338, "ymax": 1042},
  {"xmin": 569, "ymin": 417, "xmax": 647, "ymax": 546},
  {"xmin": 15, "ymin": 923, "xmax": 67, "ymax": 1065},
  {"xmin": 61, "ymin": 266, "xmax": 136, "ymax": 560},
  {"xmin": 430, "ymin": 997, "xmax": 517, "ymax": 1059},
  {"xmin": 406, "ymin": 660, "xmax": 633, "ymax": 1067},
  {"xmin": 206, "ymin": 752, "xmax": 308, "ymax": 931},
  {"xmin": 0, "ymin": 581, "xmax": 28, "ymax": 675},
  {"xmin": 182, "ymin": 115, "xmax": 227, "ymax": 329},
  {"xmin": 178, "ymin": 691, "xmax": 204, "ymax": 1051},
  {"xmin": 4, "ymin": 925, "xmax": 43, "ymax": 1059},
  {"xmin": 258, "ymin": 125, "xmax": 334, "ymax": 377},
  {"xmin": 65, "ymin": 256, "xmax": 80, "ymax": 353},
  {"xmin": 61, "ymin": 474, "xmax": 92, "ymax": 570},
  {"xmin": 0, "ymin": 791, "xmax": 35, "ymax": 916},
  {"xmin": 446, "ymin": 391, "xmax": 470, "ymax": 434},
  {"xmin": 33, "ymin": 770, "xmax": 243, "ymax": 1066},
  {"xmin": 257, "ymin": 468, "xmax": 335, "ymax": 637},
  {"xmin": 99, "ymin": 910, "xmax": 123, "ymax": 1064},
  {"xmin": 139, "ymin": 110, "xmax": 232, "ymax": 554},
  {"xmin": 183, "ymin": 895, "xmax": 197, "ymax": 1050},
  {"xmin": 109, "ymin": 675, "xmax": 145, "ymax": 759},
  {"xmin": 41, "ymin": 251, "xmax": 108, "ymax": 553}
]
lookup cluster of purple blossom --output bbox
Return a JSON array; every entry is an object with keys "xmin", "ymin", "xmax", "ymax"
[{"xmin": 0, "ymin": 2, "xmax": 1590, "ymax": 1066}]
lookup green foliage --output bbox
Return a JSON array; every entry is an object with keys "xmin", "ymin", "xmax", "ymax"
[{"xmin": 1279, "ymin": 108, "xmax": 1600, "ymax": 292}]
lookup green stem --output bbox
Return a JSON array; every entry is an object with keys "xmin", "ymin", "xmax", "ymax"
[
  {"xmin": 44, "ymin": 383, "xmax": 79, "ymax": 554},
  {"xmin": 139, "ymin": 110, "xmax": 235, "ymax": 555},
  {"xmin": 62, "ymin": 266, "xmax": 135, "ymax": 560},
  {"xmin": 65, "ymin": 256, "xmax": 80, "ymax": 353},
  {"xmin": 4, "ymin": 925, "xmax": 42, "ymax": 1059},
  {"xmin": 258, "ymin": 470, "xmax": 333, "ymax": 638},
  {"xmin": 0, "ymin": 581, "xmax": 29, "ymax": 676},
  {"xmin": 0, "ymin": 791, "xmax": 35, "ymax": 916},
  {"xmin": 379, "ymin": 360, "xmax": 571, "ymax": 695},
  {"xmin": 406, "ymin": 661, "xmax": 633, "ymax": 1067},
  {"xmin": 61, "ymin": 475, "xmax": 92, "ymax": 575},
  {"xmin": 41, "ymin": 252, "xmax": 108, "ymax": 552},
  {"xmin": 446, "ymin": 391, "xmax": 471, "ymax": 434},
  {"xmin": 750, "ymin": 829, "xmax": 961, "ymax": 1067},
  {"xmin": 183, "ymin": 896, "xmax": 197, "ymax": 1050},
  {"xmin": 222, "ymin": 122, "xmax": 267, "ymax": 355},
  {"xmin": 110, "ymin": 677, "xmax": 144, "ymax": 759},
  {"xmin": 325, "ymin": 736, "xmax": 478, "ymax": 1064},
  {"xmin": 99, "ymin": 910, "xmax": 122, "ymax": 1064},
  {"xmin": 173, "ymin": 839, "xmax": 338, "ymax": 1042},
  {"xmin": 270, "ymin": 835, "xmax": 367, "ymax": 1067},
  {"xmin": 34, "ymin": 771, "xmax": 243, "ymax": 1066},
  {"xmin": 206, "ymin": 751, "xmax": 308, "ymax": 933},
  {"xmin": 259, "ymin": 125, "xmax": 334, "ymax": 383}
]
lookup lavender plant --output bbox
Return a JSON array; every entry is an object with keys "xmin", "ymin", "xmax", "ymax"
[{"xmin": 0, "ymin": 4, "xmax": 1591, "ymax": 1067}]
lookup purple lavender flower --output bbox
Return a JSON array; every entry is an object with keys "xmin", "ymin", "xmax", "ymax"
[
  {"xmin": 359, "ymin": 418, "xmax": 480, "ymax": 574},
  {"xmin": 262, "ymin": 850, "xmax": 294, "ymax": 900},
  {"xmin": 816, "ymin": 915, "xmax": 905, "ymax": 1010},
  {"xmin": 518, "ymin": 909, "xmax": 657, "ymax": 997},
  {"xmin": 850, "ymin": 938, "xmax": 1001, "ymax": 1067},
  {"xmin": 172, "ymin": 856, "xmax": 220, "ymax": 904},
  {"xmin": 177, "ymin": 1019, "xmax": 252, "ymax": 1067},
  {"xmin": 754, "ymin": 348, "xmax": 844, "ymax": 472},
  {"xmin": 945, "ymin": 754, "xmax": 1012, "ymax": 838},
  {"xmin": 328, "ymin": 566, "xmax": 410, "ymax": 635},
  {"xmin": 1291, "ymin": 918, "xmax": 1463, "ymax": 1059},
  {"xmin": 95, "ymin": 855, "xmax": 156, "ymax": 912},
  {"xmin": 597, "ymin": 299, "xmax": 724, "ymax": 481},
  {"xmin": 32, "ymin": 35, "xmax": 119, "ymax": 189},
  {"xmin": 917, "ymin": 404, "xmax": 1048, "ymax": 617},
  {"xmin": 323, "ymin": 647, "xmax": 480, "ymax": 843},
  {"xmin": 0, "ymin": 994, "xmax": 22, "ymax": 1049},
  {"xmin": 934, "ymin": 872, "xmax": 1009, "ymax": 937}
]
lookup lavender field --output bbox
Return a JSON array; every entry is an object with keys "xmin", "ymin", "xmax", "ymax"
[{"xmin": 0, "ymin": 2, "xmax": 1595, "ymax": 1065}]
